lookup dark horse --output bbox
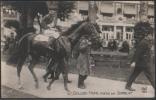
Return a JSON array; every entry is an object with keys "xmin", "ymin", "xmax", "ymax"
[{"xmin": 16, "ymin": 20, "xmax": 101, "ymax": 91}]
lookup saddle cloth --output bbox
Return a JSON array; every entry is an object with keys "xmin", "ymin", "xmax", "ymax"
[
  {"xmin": 33, "ymin": 34, "xmax": 56, "ymax": 51},
  {"xmin": 34, "ymin": 34, "xmax": 50, "ymax": 42},
  {"xmin": 34, "ymin": 29, "xmax": 60, "ymax": 42}
]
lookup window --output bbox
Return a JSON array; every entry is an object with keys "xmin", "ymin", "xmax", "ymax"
[
  {"xmin": 101, "ymin": 13, "xmax": 113, "ymax": 17},
  {"xmin": 126, "ymin": 27, "xmax": 133, "ymax": 32},
  {"xmin": 79, "ymin": 10, "xmax": 88, "ymax": 16},
  {"xmin": 129, "ymin": 34, "xmax": 131, "ymax": 40},
  {"xmin": 103, "ymin": 33, "xmax": 105, "ymax": 39},
  {"xmin": 102, "ymin": 25, "xmax": 114, "ymax": 32},
  {"xmin": 126, "ymin": 33, "xmax": 128, "ymax": 39},
  {"xmin": 124, "ymin": 14, "xmax": 135, "ymax": 19},
  {"xmin": 106, "ymin": 33, "xmax": 108, "ymax": 40},
  {"xmin": 117, "ymin": 8, "xmax": 122, "ymax": 15}
]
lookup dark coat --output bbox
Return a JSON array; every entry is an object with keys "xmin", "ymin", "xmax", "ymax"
[
  {"xmin": 134, "ymin": 38, "xmax": 152, "ymax": 68},
  {"xmin": 77, "ymin": 38, "xmax": 90, "ymax": 76}
]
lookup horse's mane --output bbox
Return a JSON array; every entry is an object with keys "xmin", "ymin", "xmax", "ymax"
[{"xmin": 62, "ymin": 20, "xmax": 86, "ymax": 36}]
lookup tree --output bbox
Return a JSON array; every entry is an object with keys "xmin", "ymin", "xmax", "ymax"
[
  {"xmin": 46, "ymin": 1, "xmax": 75, "ymax": 27},
  {"xmin": 2, "ymin": 1, "xmax": 49, "ymax": 64},
  {"xmin": 2, "ymin": 1, "xmax": 48, "ymax": 30},
  {"xmin": 2, "ymin": 1, "xmax": 75, "ymax": 34},
  {"xmin": 139, "ymin": 1, "xmax": 148, "ymax": 22},
  {"xmin": 88, "ymin": 1, "xmax": 98, "ymax": 23},
  {"xmin": 2, "ymin": 1, "xmax": 75, "ymax": 64},
  {"xmin": 134, "ymin": 1, "xmax": 150, "ymax": 47}
]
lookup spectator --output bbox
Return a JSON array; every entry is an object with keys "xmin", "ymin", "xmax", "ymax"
[
  {"xmin": 125, "ymin": 33, "xmax": 155, "ymax": 91},
  {"xmin": 108, "ymin": 39, "xmax": 114, "ymax": 51},
  {"xmin": 119, "ymin": 40, "xmax": 130, "ymax": 53},
  {"xmin": 112, "ymin": 39, "xmax": 118, "ymax": 51},
  {"xmin": 77, "ymin": 36, "xmax": 91, "ymax": 89}
]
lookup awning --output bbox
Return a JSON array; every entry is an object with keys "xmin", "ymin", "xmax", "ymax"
[
  {"xmin": 148, "ymin": 8, "xmax": 154, "ymax": 16},
  {"xmin": 123, "ymin": 5, "xmax": 137, "ymax": 14},
  {"xmin": 100, "ymin": 4, "xmax": 114, "ymax": 13},
  {"xmin": 78, "ymin": 1, "xmax": 88, "ymax": 10}
]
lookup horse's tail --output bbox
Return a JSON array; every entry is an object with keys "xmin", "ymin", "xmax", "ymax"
[{"xmin": 17, "ymin": 33, "xmax": 33, "ymax": 49}]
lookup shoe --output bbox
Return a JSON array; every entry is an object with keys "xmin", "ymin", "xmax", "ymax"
[
  {"xmin": 78, "ymin": 84, "xmax": 85, "ymax": 89},
  {"xmin": 125, "ymin": 86, "xmax": 135, "ymax": 91},
  {"xmin": 43, "ymin": 75, "xmax": 47, "ymax": 82}
]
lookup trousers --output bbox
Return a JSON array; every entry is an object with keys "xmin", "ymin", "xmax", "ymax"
[{"xmin": 126, "ymin": 66, "xmax": 155, "ymax": 88}]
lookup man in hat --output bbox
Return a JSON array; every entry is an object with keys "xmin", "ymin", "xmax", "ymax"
[
  {"xmin": 125, "ymin": 27, "xmax": 155, "ymax": 91},
  {"xmin": 77, "ymin": 35, "xmax": 91, "ymax": 89}
]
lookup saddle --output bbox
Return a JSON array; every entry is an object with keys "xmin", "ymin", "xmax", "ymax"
[
  {"xmin": 32, "ymin": 28, "xmax": 60, "ymax": 50},
  {"xmin": 32, "ymin": 34, "xmax": 56, "ymax": 51}
]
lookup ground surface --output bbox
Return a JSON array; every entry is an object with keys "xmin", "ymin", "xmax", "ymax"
[
  {"xmin": 1, "ymin": 86, "xmax": 38, "ymax": 98},
  {"xmin": 1, "ymin": 61, "xmax": 155, "ymax": 98}
]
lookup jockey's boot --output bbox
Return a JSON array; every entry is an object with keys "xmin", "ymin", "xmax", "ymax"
[
  {"xmin": 78, "ymin": 75, "xmax": 81, "ymax": 88},
  {"xmin": 78, "ymin": 75, "xmax": 85, "ymax": 89},
  {"xmin": 82, "ymin": 75, "xmax": 87, "ymax": 88}
]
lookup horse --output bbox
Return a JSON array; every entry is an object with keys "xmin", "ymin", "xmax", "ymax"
[{"xmin": 16, "ymin": 20, "xmax": 101, "ymax": 91}]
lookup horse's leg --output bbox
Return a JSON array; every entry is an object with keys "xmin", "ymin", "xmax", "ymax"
[
  {"xmin": 43, "ymin": 71, "xmax": 51, "ymax": 82},
  {"xmin": 27, "ymin": 56, "xmax": 39, "ymax": 89},
  {"xmin": 3, "ymin": 42, "xmax": 9, "ymax": 54},
  {"xmin": 55, "ymin": 70, "xmax": 60, "ymax": 80},
  {"xmin": 62, "ymin": 71, "xmax": 69, "ymax": 91},
  {"xmin": 65, "ymin": 57, "xmax": 72, "ymax": 83},
  {"xmin": 43, "ymin": 58, "xmax": 53, "ymax": 82},
  {"xmin": 47, "ymin": 71, "xmax": 55, "ymax": 90},
  {"xmin": 17, "ymin": 54, "xmax": 27, "ymax": 89},
  {"xmin": 62, "ymin": 59, "xmax": 69, "ymax": 91}
]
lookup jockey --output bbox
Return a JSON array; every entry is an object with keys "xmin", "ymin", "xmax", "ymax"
[{"xmin": 40, "ymin": 12, "xmax": 60, "ymax": 39}]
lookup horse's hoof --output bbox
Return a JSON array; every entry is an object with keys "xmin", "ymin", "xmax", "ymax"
[
  {"xmin": 67, "ymin": 80, "xmax": 72, "ymax": 83},
  {"xmin": 43, "ymin": 77, "xmax": 47, "ymax": 82},
  {"xmin": 65, "ymin": 88, "xmax": 69, "ymax": 92},
  {"xmin": 65, "ymin": 86, "xmax": 69, "ymax": 92},
  {"xmin": 47, "ymin": 86, "xmax": 51, "ymax": 90}
]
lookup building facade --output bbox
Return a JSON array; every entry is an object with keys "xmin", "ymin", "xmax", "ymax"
[
  {"xmin": 76, "ymin": 1, "xmax": 154, "ymax": 47},
  {"xmin": 1, "ymin": 1, "xmax": 154, "ymax": 47}
]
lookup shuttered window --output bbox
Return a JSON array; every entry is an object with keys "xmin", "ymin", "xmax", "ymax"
[
  {"xmin": 124, "ymin": 4, "xmax": 136, "ymax": 14},
  {"xmin": 78, "ymin": 1, "xmax": 88, "ymax": 10},
  {"xmin": 100, "ymin": 2, "xmax": 114, "ymax": 13}
]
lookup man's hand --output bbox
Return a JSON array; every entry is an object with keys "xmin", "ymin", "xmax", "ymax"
[{"xmin": 130, "ymin": 62, "xmax": 136, "ymax": 68}]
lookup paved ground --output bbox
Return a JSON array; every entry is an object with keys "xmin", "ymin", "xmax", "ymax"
[
  {"xmin": 1, "ymin": 61, "xmax": 155, "ymax": 98},
  {"xmin": 1, "ymin": 86, "xmax": 38, "ymax": 98}
]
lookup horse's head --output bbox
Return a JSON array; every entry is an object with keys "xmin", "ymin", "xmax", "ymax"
[
  {"xmin": 65, "ymin": 20, "xmax": 102, "ymax": 49},
  {"xmin": 83, "ymin": 22, "xmax": 102, "ymax": 50}
]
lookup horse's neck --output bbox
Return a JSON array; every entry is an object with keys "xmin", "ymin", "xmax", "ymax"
[{"xmin": 68, "ymin": 22, "xmax": 87, "ymax": 46}]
